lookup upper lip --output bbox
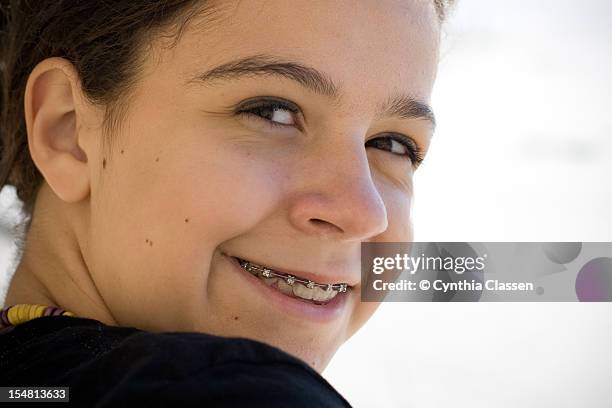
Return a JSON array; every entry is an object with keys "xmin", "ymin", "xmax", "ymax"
[{"xmin": 224, "ymin": 252, "xmax": 359, "ymax": 287}]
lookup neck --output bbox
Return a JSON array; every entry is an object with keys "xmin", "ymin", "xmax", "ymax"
[{"xmin": 3, "ymin": 182, "xmax": 118, "ymax": 326}]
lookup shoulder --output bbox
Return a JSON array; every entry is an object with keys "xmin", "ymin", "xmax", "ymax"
[{"xmin": 0, "ymin": 316, "xmax": 351, "ymax": 407}]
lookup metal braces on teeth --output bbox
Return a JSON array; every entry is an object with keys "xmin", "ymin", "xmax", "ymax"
[{"xmin": 238, "ymin": 259, "xmax": 349, "ymax": 293}]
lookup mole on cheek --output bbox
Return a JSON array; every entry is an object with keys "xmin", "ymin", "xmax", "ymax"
[
  {"xmin": 233, "ymin": 316, "xmax": 239, "ymax": 321},
  {"xmin": 145, "ymin": 239, "xmax": 153, "ymax": 247},
  {"xmin": 102, "ymin": 158, "xmax": 106, "ymax": 169},
  {"xmin": 185, "ymin": 218, "xmax": 189, "ymax": 223},
  {"xmin": 155, "ymin": 157, "xmax": 159, "ymax": 162},
  {"xmin": 121, "ymin": 149, "xmax": 124, "ymax": 154}
]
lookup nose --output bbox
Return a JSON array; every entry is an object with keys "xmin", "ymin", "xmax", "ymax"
[{"xmin": 287, "ymin": 138, "xmax": 389, "ymax": 242}]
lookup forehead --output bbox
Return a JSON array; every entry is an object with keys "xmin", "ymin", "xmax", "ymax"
[{"xmin": 153, "ymin": 0, "xmax": 440, "ymax": 105}]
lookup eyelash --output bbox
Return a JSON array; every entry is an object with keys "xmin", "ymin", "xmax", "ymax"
[
  {"xmin": 366, "ymin": 133, "xmax": 424, "ymax": 166},
  {"xmin": 235, "ymin": 98, "xmax": 424, "ymax": 166},
  {"xmin": 236, "ymin": 97, "xmax": 300, "ymax": 129}
]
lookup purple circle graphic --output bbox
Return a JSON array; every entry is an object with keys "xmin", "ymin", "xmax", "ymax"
[{"xmin": 575, "ymin": 257, "xmax": 612, "ymax": 301}]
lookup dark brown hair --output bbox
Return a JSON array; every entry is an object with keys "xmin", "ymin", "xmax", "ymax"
[{"xmin": 0, "ymin": 0, "xmax": 454, "ymax": 225}]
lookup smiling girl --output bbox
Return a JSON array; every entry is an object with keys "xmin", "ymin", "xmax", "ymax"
[{"xmin": 0, "ymin": 0, "xmax": 452, "ymax": 405}]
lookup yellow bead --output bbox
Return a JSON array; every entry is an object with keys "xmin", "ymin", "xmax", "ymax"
[
  {"xmin": 16, "ymin": 305, "xmax": 27, "ymax": 324},
  {"xmin": 7, "ymin": 305, "xmax": 20, "ymax": 325},
  {"xmin": 27, "ymin": 305, "xmax": 39, "ymax": 321},
  {"xmin": 19, "ymin": 305, "xmax": 31, "ymax": 324}
]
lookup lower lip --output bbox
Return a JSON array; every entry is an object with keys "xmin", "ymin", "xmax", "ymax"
[{"xmin": 223, "ymin": 253, "xmax": 348, "ymax": 323}]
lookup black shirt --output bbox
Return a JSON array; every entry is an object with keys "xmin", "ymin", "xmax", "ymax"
[{"xmin": 0, "ymin": 316, "xmax": 351, "ymax": 407}]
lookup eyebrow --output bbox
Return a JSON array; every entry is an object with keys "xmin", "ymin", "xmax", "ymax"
[
  {"xmin": 379, "ymin": 95, "xmax": 436, "ymax": 128},
  {"xmin": 188, "ymin": 54, "xmax": 435, "ymax": 126}
]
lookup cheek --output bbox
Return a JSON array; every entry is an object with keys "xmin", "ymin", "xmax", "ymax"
[
  {"xmin": 106, "ymin": 129, "xmax": 287, "ymax": 241},
  {"xmin": 156, "ymin": 142, "xmax": 288, "ymax": 243},
  {"xmin": 89, "ymin": 131, "xmax": 289, "ymax": 328}
]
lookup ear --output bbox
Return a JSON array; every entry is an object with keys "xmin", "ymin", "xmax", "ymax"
[{"xmin": 24, "ymin": 57, "xmax": 91, "ymax": 203}]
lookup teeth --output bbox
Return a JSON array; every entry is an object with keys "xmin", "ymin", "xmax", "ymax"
[
  {"xmin": 261, "ymin": 277, "xmax": 279, "ymax": 287},
  {"xmin": 276, "ymin": 278, "xmax": 295, "ymax": 296},
  {"xmin": 292, "ymin": 283, "xmax": 314, "ymax": 300},
  {"xmin": 313, "ymin": 286, "xmax": 338, "ymax": 302},
  {"xmin": 236, "ymin": 257, "xmax": 348, "ymax": 304}
]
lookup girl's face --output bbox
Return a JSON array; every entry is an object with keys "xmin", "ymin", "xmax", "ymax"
[{"xmin": 82, "ymin": 0, "xmax": 439, "ymax": 370}]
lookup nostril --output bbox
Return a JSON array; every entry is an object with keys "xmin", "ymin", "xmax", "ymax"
[{"xmin": 310, "ymin": 218, "xmax": 343, "ymax": 233}]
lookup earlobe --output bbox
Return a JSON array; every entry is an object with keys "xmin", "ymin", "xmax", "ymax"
[{"xmin": 24, "ymin": 57, "xmax": 91, "ymax": 203}]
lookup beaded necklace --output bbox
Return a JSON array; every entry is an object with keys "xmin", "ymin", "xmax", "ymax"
[{"xmin": 0, "ymin": 304, "xmax": 77, "ymax": 334}]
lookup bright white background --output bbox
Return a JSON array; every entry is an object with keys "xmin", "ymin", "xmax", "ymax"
[{"xmin": 1, "ymin": 1, "xmax": 611, "ymax": 407}]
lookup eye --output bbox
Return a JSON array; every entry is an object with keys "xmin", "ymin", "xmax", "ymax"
[
  {"xmin": 235, "ymin": 97, "xmax": 300, "ymax": 127},
  {"xmin": 366, "ymin": 133, "xmax": 424, "ymax": 166}
]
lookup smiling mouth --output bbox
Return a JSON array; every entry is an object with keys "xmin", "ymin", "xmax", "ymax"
[{"xmin": 232, "ymin": 256, "xmax": 351, "ymax": 305}]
